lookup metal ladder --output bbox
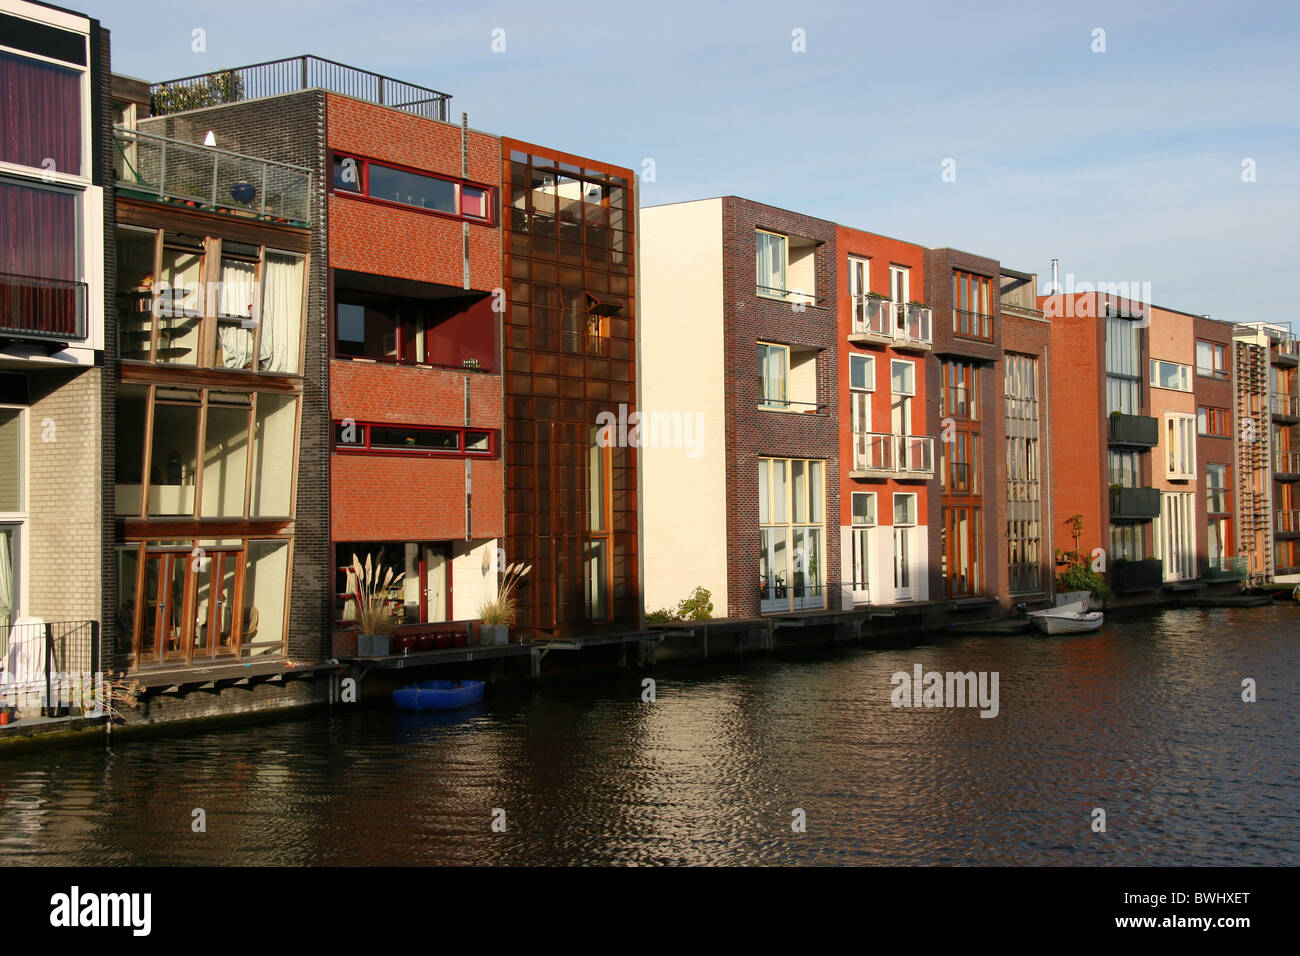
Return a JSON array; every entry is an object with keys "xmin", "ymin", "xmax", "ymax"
[{"xmin": 1234, "ymin": 340, "xmax": 1273, "ymax": 584}]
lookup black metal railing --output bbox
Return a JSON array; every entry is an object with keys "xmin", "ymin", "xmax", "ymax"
[
  {"xmin": 1108, "ymin": 412, "xmax": 1159, "ymax": 447},
  {"xmin": 0, "ymin": 272, "xmax": 87, "ymax": 342},
  {"xmin": 1111, "ymin": 559, "xmax": 1164, "ymax": 593},
  {"xmin": 0, "ymin": 619, "xmax": 102, "ymax": 719},
  {"xmin": 1110, "ymin": 486, "xmax": 1161, "ymax": 519},
  {"xmin": 150, "ymin": 56, "xmax": 452, "ymax": 122},
  {"xmin": 757, "ymin": 396, "xmax": 827, "ymax": 413}
]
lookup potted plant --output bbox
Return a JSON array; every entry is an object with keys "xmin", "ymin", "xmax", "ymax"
[
  {"xmin": 349, "ymin": 552, "xmax": 404, "ymax": 657},
  {"xmin": 477, "ymin": 561, "xmax": 533, "ymax": 645}
]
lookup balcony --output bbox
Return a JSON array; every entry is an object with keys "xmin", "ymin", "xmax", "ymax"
[
  {"xmin": 1275, "ymin": 451, "xmax": 1300, "ymax": 478},
  {"xmin": 1108, "ymin": 412, "xmax": 1159, "ymax": 447},
  {"xmin": 1111, "ymin": 558, "xmax": 1163, "ymax": 593},
  {"xmin": 1272, "ymin": 338, "xmax": 1299, "ymax": 365},
  {"xmin": 1278, "ymin": 510, "xmax": 1300, "ymax": 536},
  {"xmin": 851, "ymin": 432, "xmax": 934, "ymax": 479},
  {"xmin": 1203, "ymin": 555, "xmax": 1247, "ymax": 583},
  {"xmin": 848, "ymin": 298, "xmax": 932, "ymax": 350},
  {"xmin": 1110, "ymin": 486, "xmax": 1160, "ymax": 520},
  {"xmin": 1270, "ymin": 391, "xmax": 1299, "ymax": 420},
  {"xmin": 0, "ymin": 273, "xmax": 88, "ymax": 344},
  {"xmin": 114, "ymin": 128, "xmax": 312, "ymax": 226},
  {"xmin": 150, "ymin": 55, "xmax": 452, "ymax": 122}
]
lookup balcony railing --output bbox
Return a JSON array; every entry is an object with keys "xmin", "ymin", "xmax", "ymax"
[
  {"xmin": 1110, "ymin": 486, "xmax": 1160, "ymax": 520},
  {"xmin": 114, "ymin": 128, "xmax": 312, "ymax": 225},
  {"xmin": 1272, "ymin": 338, "xmax": 1299, "ymax": 363},
  {"xmin": 1204, "ymin": 555, "xmax": 1247, "ymax": 582},
  {"xmin": 1270, "ymin": 391, "xmax": 1300, "ymax": 418},
  {"xmin": 0, "ymin": 273, "xmax": 87, "ymax": 342},
  {"xmin": 852, "ymin": 432, "xmax": 934, "ymax": 476},
  {"xmin": 0, "ymin": 619, "xmax": 102, "ymax": 720},
  {"xmin": 848, "ymin": 297, "xmax": 932, "ymax": 348},
  {"xmin": 1275, "ymin": 451, "xmax": 1300, "ymax": 476},
  {"xmin": 756, "ymin": 284, "xmax": 819, "ymax": 307},
  {"xmin": 150, "ymin": 55, "xmax": 451, "ymax": 122},
  {"xmin": 1108, "ymin": 412, "xmax": 1159, "ymax": 447},
  {"xmin": 1111, "ymin": 558, "xmax": 1163, "ymax": 593},
  {"xmin": 1277, "ymin": 510, "xmax": 1300, "ymax": 535}
]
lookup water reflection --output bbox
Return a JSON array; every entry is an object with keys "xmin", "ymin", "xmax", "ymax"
[{"xmin": 0, "ymin": 606, "xmax": 1296, "ymax": 865}]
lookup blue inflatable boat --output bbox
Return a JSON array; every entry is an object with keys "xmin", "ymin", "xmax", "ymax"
[{"xmin": 392, "ymin": 679, "xmax": 485, "ymax": 711}]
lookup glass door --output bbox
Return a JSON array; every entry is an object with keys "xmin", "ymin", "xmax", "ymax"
[
  {"xmin": 424, "ymin": 544, "xmax": 449, "ymax": 622},
  {"xmin": 893, "ymin": 526, "xmax": 912, "ymax": 601},
  {"xmin": 191, "ymin": 548, "xmax": 245, "ymax": 661}
]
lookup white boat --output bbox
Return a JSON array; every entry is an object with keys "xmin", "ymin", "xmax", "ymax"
[{"xmin": 1027, "ymin": 602, "xmax": 1104, "ymax": 635}]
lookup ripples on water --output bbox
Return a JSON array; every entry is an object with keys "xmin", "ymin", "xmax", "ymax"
[{"xmin": 1, "ymin": 606, "xmax": 1296, "ymax": 865}]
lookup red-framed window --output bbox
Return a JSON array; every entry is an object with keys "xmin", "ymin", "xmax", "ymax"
[
  {"xmin": 333, "ymin": 420, "xmax": 499, "ymax": 458},
  {"xmin": 952, "ymin": 270, "xmax": 993, "ymax": 341},
  {"xmin": 1197, "ymin": 406, "xmax": 1231, "ymax": 438},
  {"xmin": 330, "ymin": 151, "xmax": 495, "ymax": 225}
]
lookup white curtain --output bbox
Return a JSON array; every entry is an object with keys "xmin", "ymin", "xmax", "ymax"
[
  {"xmin": 261, "ymin": 252, "xmax": 304, "ymax": 373},
  {"xmin": 218, "ymin": 259, "xmax": 257, "ymax": 369}
]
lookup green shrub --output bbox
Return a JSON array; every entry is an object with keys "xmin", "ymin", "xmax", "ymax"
[
  {"xmin": 152, "ymin": 71, "xmax": 244, "ymax": 115},
  {"xmin": 676, "ymin": 586, "xmax": 713, "ymax": 621},
  {"xmin": 645, "ymin": 608, "xmax": 676, "ymax": 624},
  {"xmin": 1056, "ymin": 562, "xmax": 1112, "ymax": 600}
]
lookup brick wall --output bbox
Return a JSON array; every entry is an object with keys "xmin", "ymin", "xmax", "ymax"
[
  {"xmin": 1194, "ymin": 316, "xmax": 1236, "ymax": 565},
  {"xmin": 26, "ymin": 368, "xmax": 101, "ymax": 622},
  {"xmin": 721, "ymin": 198, "xmax": 840, "ymax": 617}
]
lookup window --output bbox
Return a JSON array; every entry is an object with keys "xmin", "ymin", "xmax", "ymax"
[
  {"xmin": 0, "ymin": 180, "xmax": 82, "ymax": 339},
  {"xmin": 1206, "ymin": 464, "xmax": 1230, "ymax": 515},
  {"xmin": 115, "ymin": 386, "xmax": 299, "ymax": 520},
  {"xmin": 0, "ymin": 47, "xmax": 86, "ymax": 177},
  {"xmin": 1005, "ymin": 354, "xmax": 1041, "ymax": 593},
  {"xmin": 1165, "ymin": 413, "xmax": 1196, "ymax": 479},
  {"xmin": 891, "ymin": 359, "xmax": 915, "ymax": 396},
  {"xmin": 942, "ymin": 431, "xmax": 979, "ymax": 493},
  {"xmin": 1157, "ymin": 492, "xmax": 1196, "ymax": 581},
  {"xmin": 332, "ymin": 421, "xmax": 498, "ymax": 458},
  {"xmin": 849, "ymin": 353, "xmax": 874, "ymax": 436},
  {"xmin": 1197, "ymin": 406, "xmax": 1231, "ymax": 438},
  {"xmin": 952, "ymin": 270, "xmax": 993, "ymax": 340},
  {"xmin": 587, "ymin": 425, "xmax": 612, "ymax": 622},
  {"xmin": 759, "ymin": 458, "xmax": 825, "ymax": 612},
  {"xmin": 942, "ymin": 360, "xmax": 978, "ymax": 420},
  {"xmin": 758, "ymin": 342, "xmax": 788, "ymax": 407},
  {"xmin": 1105, "ymin": 316, "xmax": 1143, "ymax": 414},
  {"xmin": 1196, "ymin": 340, "xmax": 1228, "ymax": 379},
  {"xmin": 849, "ymin": 491, "xmax": 875, "ymax": 597},
  {"xmin": 0, "ymin": 405, "xmax": 25, "ymax": 514},
  {"xmin": 1110, "ymin": 523, "xmax": 1145, "ymax": 562},
  {"xmin": 1109, "ymin": 449, "xmax": 1142, "ymax": 488},
  {"xmin": 756, "ymin": 230, "xmax": 786, "ymax": 298},
  {"xmin": 758, "ymin": 341, "xmax": 817, "ymax": 411},
  {"xmin": 1150, "ymin": 359, "xmax": 1192, "ymax": 392},
  {"xmin": 115, "ymin": 228, "xmax": 305, "ymax": 373},
  {"xmin": 942, "ymin": 505, "xmax": 981, "ymax": 597},
  {"xmin": 329, "ymin": 152, "xmax": 494, "ymax": 224}
]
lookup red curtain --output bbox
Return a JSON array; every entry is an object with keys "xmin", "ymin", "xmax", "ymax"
[
  {"xmin": 0, "ymin": 181, "xmax": 78, "ymax": 336},
  {"xmin": 0, "ymin": 51, "xmax": 82, "ymax": 176}
]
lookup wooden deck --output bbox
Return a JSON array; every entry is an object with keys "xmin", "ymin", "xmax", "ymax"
[{"xmin": 133, "ymin": 659, "xmax": 345, "ymax": 694}]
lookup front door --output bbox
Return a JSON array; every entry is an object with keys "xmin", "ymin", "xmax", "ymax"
[
  {"xmin": 424, "ymin": 544, "xmax": 450, "ymax": 622},
  {"xmin": 893, "ymin": 526, "xmax": 913, "ymax": 601}
]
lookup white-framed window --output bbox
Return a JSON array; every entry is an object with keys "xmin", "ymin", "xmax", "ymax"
[
  {"xmin": 760, "ymin": 457, "xmax": 825, "ymax": 612},
  {"xmin": 1165, "ymin": 413, "xmax": 1197, "ymax": 479},
  {"xmin": 890, "ymin": 265, "xmax": 910, "ymax": 306},
  {"xmin": 757, "ymin": 342, "xmax": 789, "ymax": 408},
  {"xmin": 0, "ymin": 404, "xmax": 28, "ymax": 628},
  {"xmin": 849, "ymin": 352, "xmax": 874, "ymax": 433},
  {"xmin": 1150, "ymin": 359, "xmax": 1192, "ymax": 392},
  {"xmin": 892, "ymin": 492, "xmax": 917, "ymax": 598},
  {"xmin": 1157, "ymin": 492, "xmax": 1197, "ymax": 581},
  {"xmin": 848, "ymin": 256, "xmax": 869, "ymax": 297},
  {"xmin": 756, "ymin": 230, "xmax": 786, "ymax": 299},
  {"xmin": 893, "ymin": 492, "xmax": 916, "ymax": 526},
  {"xmin": 849, "ymin": 491, "xmax": 876, "ymax": 598},
  {"xmin": 891, "ymin": 359, "xmax": 915, "ymax": 396}
]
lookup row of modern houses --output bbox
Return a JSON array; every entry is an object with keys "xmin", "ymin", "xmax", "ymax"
[{"xmin": 1, "ymin": 0, "xmax": 1296, "ymax": 726}]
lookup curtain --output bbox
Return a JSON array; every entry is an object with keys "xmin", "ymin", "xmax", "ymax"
[
  {"xmin": 755, "ymin": 233, "xmax": 784, "ymax": 295},
  {"xmin": 0, "ymin": 52, "xmax": 82, "ymax": 175},
  {"xmin": 217, "ymin": 259, "xmax": 257, "ymax": 368},
  {"xmin": 260, "ymin": 252, "xmax": 304, "ymax": 372}
]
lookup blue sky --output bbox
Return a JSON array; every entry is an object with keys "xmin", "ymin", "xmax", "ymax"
[{"xmin": 86, "ymin": 0, "xmax": 1299, "ymax": 324}]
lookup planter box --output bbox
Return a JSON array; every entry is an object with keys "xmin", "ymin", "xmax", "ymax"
[
  {"xmin": 1112, "ymin": 559, "xmax": 1164, "ymax": 593},
  {"xmin": 1108, "ymin": 413, "xmax": 1159, "ymax": 447},
  {"xmin": 480, "ymin": 624, "xmax": 508, "ymax": 646},
  {"xmin": 331, "ymin": 631, "xmax": 359, "ymax": 658},
  {"xmin": 1110, "ymin": 486, "xmax": 1160, "ymax": 519},
  {"xmin": 357, "ymin": 633, "xmax": 390, "ymax": 657}
]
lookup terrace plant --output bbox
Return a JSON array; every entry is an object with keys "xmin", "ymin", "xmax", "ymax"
[
  {"xmin": 350, "ymin": 552, "xmax": 403, "ymax": 636},
  {"xmin": 478, "ymin": 561, "xmax": 533, "ymax": 627}
]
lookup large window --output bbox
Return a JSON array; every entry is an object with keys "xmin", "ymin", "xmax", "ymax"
[
  {"xmin": 942, "ymin": 505, "xmax": 981, "ymax": 597},
  {"xmin": 952, "ymin": 270, "xmax": 993, "ymax": 340},
  {"xmin": 756, "ymin": 229, "xmax": 816, "ymax": 303},
  {"xmin": 0, "ymin": 406, "xmax": 25, "ymax": 629},
  {"xmin": 331, "ymin": 152, "xmax": 493, "ymax": 224},
  {"xmin": 1196, "ymin": 340, "xmax": 1228, "ymax": 379},
  {"xmin": 759, "ymin": 458, "xmax": 825, "ymax": 612},
  {"xmin": 115, "ymin": 227, "xmax": 305, "ymax": 373},
  {"xmin": 849, "ymin": 491, "xmax": 875, "ymax": 599},
  {"xmin": 1150, "ymin": 359, "xmax": 1193, "ymax": 393},
  {"xmin": 758, "ymin": 341, "xmax": 817, "ymax": 411},
  {"xmin": 1157, "ymin": 492, "xmax": 1196, "ymax": 581},
  {"xmin": 1105, "ymin": 316, "xmax": 1143, "ymax": 414},
  {"xmin": 0, "ymin": 47, "xmax": 85, "ymax": 176},
  {"xmin": 942, "ymin": 360, "xmax": 978, "ymax": 420},
  {"xmin": 1165, "ymin": 413, "xmax": 1197, "ymax": 479},
  {"xmin": 1005, "ymin": 354, "xmax": 1041, "ymax": 593},
  {"xmin": 1110, "ymin": 523, "xmax": 1145, "ymax": 561},
  {"xmin": 116, "ymin": 386, "xmax": 298, "ymax": 519},
  {"xmin": 1206, "ymin": 464, "xmax": 1230, "ymax": 516}
]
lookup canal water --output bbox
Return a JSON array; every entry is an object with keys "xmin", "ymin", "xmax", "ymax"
[{"xmin": 1, "ymin": 606, "xmax": 1296, "ymax": 866}]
